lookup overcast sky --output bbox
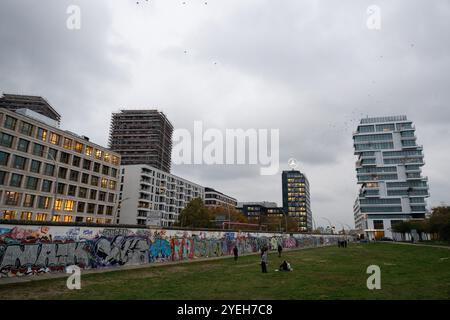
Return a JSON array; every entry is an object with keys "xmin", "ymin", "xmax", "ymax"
[{"xmin": 1, "ymin": 0, "xmax": 449, "ymax": 228}]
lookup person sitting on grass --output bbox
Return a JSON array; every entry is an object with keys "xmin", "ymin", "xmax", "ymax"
[{"xmin": 277, "ymin": 260, "xmax": 293, "ymax": 272}]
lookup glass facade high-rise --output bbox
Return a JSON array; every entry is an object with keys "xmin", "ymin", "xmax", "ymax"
[
  {"xmin": 282, "ymin": 170, "xmax": 312, "ymax": 232},
  {"xmin": 353, "ymin": 115, "xmax": 429, "ymax": 240}
]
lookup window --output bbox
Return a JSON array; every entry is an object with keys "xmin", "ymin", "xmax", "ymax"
[
  {"xmin": 373, "ymin": 220, "xmax": 384, "ymax": 229},
  {"xmin": 64, "ymin": 200, "xmax": 74, "ymax": 211},
  {"xmin": 106, "ymin": 206, "xmax": 113, "ymax": 216},
  {"xmin": 87, "ymin": 203, "xmax": 96, "ymax": 214},
  {"xmin": 32, "ymin": 143, "xmax": 45, "ymax": 157},
  {"xmin": 25, "ymin": 176, "xmax": 39, "ymax": 190},
  {"xmin": 112, "ymin": 156, "xmax": 119, "ymax": 166},
  {"xmin": 111, "ymin": 168, "xmax": 117, "ymax": 178},
  {"xmin": 64, "ymin": 215, "xmax": 73, "ymax": 222},
  {"xmin": 23, "ymin": 194, "xmax": 35, "ymax": 207},
  {"xmin": 21, "ymin": 212, "xmax": 33, "ymax": 221},
  {"xmin": 97, "ymin": 205, "xmax": 104, "ymax": 215},
  {"xmin": 58, "ymin": 167, "xmax": 68, "ymax": 179},
  {"xmin": 13, "ymin": 156, "xmax": 27, "ymax": 170},
  {"xmin": 93, "ymin": 162, "xmax": 100, "ymax": 172},
  {"xmin": 109, "ymin": 180, "xmax": 116, "ymax": 190},
  {"xmin": 4, "ymin": 115, "xmax": 17, "ymax": 130},
  {"xmin": 99, "ymin": 191, "xmax": 106, "ymax": 201},
  {"xmin": 47, "ymin": 148, "xmax": 58, "ymax": 161},
  {"xmin": 10, "ymin": 173, "xmax": 23, "ymax": 187},
  {"xmin": 37, "ymin": 128, "xmax": 47, "ymax": 141},
  {"xmin": 42, "ymin": 179, "xmax": 52, "ymax": 192},
  {"xmin": 36, "ymin": 213, "xmax": 47, "ymax": 221},
  {"xmin": 81, "ymin": 173, "xmax": 89, "ymax": 184},
  {"xmin": 19, "ymin": 122, "xmax": 33, "ymax": 136},
  {"xmin": 57, "ymin": 183, "xmax": 66, "ymax": 195},
  {"xmin": 102, "ymin": 165, "xmax": 110, "ymax": 175},
  {"xmin": 0, "ymin": 151, "xmax": 9, "ymax": 166},
  {"xmin": 83, "ymin": 159, "xmax": 91, "ymax": 170},
  {"xmin": 30, "ymin": 160, "xmax": 41, "ymax": 173},
  {"xmin": 69, "ymin": 170, "xmax": 79, "ymax": 182},
  {"xmin": 74, "ymin": 142, "xmax": 83, "ymax": 153},
  {"xmin": 78, "ymin": 187, "xmax": 87, "ymax": 198},
  {"xmin": 51, "ymin": 214, "xmax": 61, "ymax": 222},
  {"xmin": 104, "ymin": 153, "xmax": 111, "ymax": 162},
  {"xmin": 85, "ymin": 146, "xmax": 93, "ymax": 156},
  {"xmin": 86, "ymin": 217, "xmax": 93, "ymax": 223},
  {"xmin": 101, "ymin": 178, "xmax": 108, "ymax": 188},
  {"xmin": 91, "ymin": 176, "xmax": 99, "ymax": 187},
  {"xmin": 0, "ymin": 132, "xmax": 14, "ymax": 147},
  {"xmin": 68, "ymin": 185, "xmax": 77, "ymax": 196},
  {"xmin": 63, "ymin": 137, "xmax": 72, "ymax": 149},
  {"xmin": 44, "ymin": 163, "xmax": 55, "ymax": 176},
  {"xmin": 95, "ymin": 149, "xmax": 103, "ymax": 160},
  {"xmin": 4, "ymin": 191, "xmax": 21, "ymax": 205},
  {"xmin": 3, "ymin": 211, "xmax": 16, "ymax": 220},
  {"xmin": 90, "ymin": 189, "xmax": 97, "ymax": 200},
  {"xmin": 49, "ymin": 132, "xmax": 60, "ymax": 145},
  {"xmin": 59, "ymin": 152, "xmax": 70, "ymax": 164},
  {"xmin": 54, "ymin": 198, "xmax": 63, "ymax": 211},
  {"xmin": 0, "ymin": 170, "xmax": 6, "ymax": 185},
  {"xmin": 75, "ymin": 217, "xmax": 83, "ymax": 222},
  {"xmin": 37, "ymin": 196, "xmax": 50, "ymax": 209},
  {"xmin": 72, "ymin": 156, "xmax": 81, "ymax": 167},
  {"xmin": 17, "ymin": 138, "xmax": 29, "ymax": 152},
  {"xmin": 36, "ymin": 213, "xmax": 48, "ymax": 221},
  {"xmin": 77, "ymin": 202, "xmax": 86, "ymax": 213},
  {"xmin": 108, "ymin": 193, "xmax": 115, "ymax": 203}
]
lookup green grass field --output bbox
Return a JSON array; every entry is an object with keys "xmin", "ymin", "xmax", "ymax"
[{"xmin": 1, "ymin": 242, "xmax": 450, "ymax": 300}]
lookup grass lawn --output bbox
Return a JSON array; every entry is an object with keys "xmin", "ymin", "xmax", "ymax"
[{"xmin": 1, "ymin": 242, "xmax": 449, "ymax": 300}]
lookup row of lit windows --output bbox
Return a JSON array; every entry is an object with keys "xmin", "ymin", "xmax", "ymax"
[
  {"xmin": 1, "ymin": 115, "xmax": 119, "ymax": 165},
  {"xmin": 0, "ymin": 135, "xmax": 119, "ymax": 177},
  {"xmin": 1, "ymin": 210, "xmax": 112, "ymax": 224},
  {"xmin": 1, "ymin": 185, "xmax": 115, "ymax": 207},
  {"xmin": 0, "ymin": 169, "xmax": 116, "ymax": 193}
]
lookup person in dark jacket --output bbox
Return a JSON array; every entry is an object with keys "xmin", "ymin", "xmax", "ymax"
[
  {"xmin": 233, "ymin": 246, "xmax": 238, "ymax": 261},
  {"xmin": 277, "ymin": 244, "xmax": 283, "ymax": 257},
  {"xmin": 261, "ymin": 249, "xmax": 268, "ymax": 273}
]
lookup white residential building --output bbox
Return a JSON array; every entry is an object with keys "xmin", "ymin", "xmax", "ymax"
[
  {"xmin": 353, "ymin": 115, "xmax": 429, "ymax": 240},
  {"xmin": 117, "ymin": 164, "xmax": 204, "ymax": 226}
]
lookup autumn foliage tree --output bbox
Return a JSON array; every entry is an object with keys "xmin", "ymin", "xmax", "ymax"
[{"xmin": 177, "ymin": 197, "xmax": 212, "ymax": 228}]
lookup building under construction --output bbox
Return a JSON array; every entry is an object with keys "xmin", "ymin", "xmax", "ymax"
[
  {"xmin": 0, "ymin": 93, "xmax": 61, "ymax": 124},
  {"xmin": 109, "ymin": 109, "xmax": 173, "ymax": 172}
]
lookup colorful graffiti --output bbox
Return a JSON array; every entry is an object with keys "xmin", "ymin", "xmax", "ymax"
[{"xmin": 0, "ymin": 224, "xmax": 345, "ymax": 278}]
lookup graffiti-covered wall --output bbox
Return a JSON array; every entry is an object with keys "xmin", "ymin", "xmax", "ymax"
[{"xmin": 0, "ymin": 224, "xmax": 345, "ymax": 278}]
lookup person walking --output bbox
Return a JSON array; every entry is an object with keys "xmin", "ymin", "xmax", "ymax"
[
  {"xmin": 233, "ymin": 245, "xmax": 239, "ymax": 262},
  {"xmin": 261, "ymin": 249, "xmax": 268, "ymax": 273},
  {"xmin": 277, "ymin": 244, "xmax": 283, "ymax": 257}
]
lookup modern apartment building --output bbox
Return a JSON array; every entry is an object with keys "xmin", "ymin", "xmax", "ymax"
[
  {"xmin": 204, "ymin": 187, "xmax": 237, "ymax": 209},
  {"xmin": 0, "ymin": 108, "xmax": 121, "ymax": 224},
  {"xmin": 282, "ymin": 170, "xmax": 312, "ymax": 232},
  {"xmin": 109, "ymin": 110, "xmax": 173, "ymax": 173},
  {"xmin": 117, "ymin": 164, "xmax": 204, "ymax": 226},
  {"xmin": 0, "ymin": 94, "xmax": 61, "ymax": 125},
  {"xmin": 353, "ymin": 115, "xmax": 429, "ymax": 240}
]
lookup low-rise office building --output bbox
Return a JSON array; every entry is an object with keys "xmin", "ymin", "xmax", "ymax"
[
  {"xmin": 118, "ymin": 164, "xmax": 204, "ymax": 226},
  {"xmin": 0, "ymin": 107, "xmax": 121, "ymax": 224},
  {"xmin": 204, "ymin": 187, "xmax": 237, "ymax": 208},
  {"xmin": 236, "ymin": 201, "xmax": 284, "ymax": 224}
]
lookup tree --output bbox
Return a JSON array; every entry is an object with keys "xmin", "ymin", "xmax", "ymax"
[{"xmin": 177, "ymin": 198, "xmax": 213, "ymax": 228}]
